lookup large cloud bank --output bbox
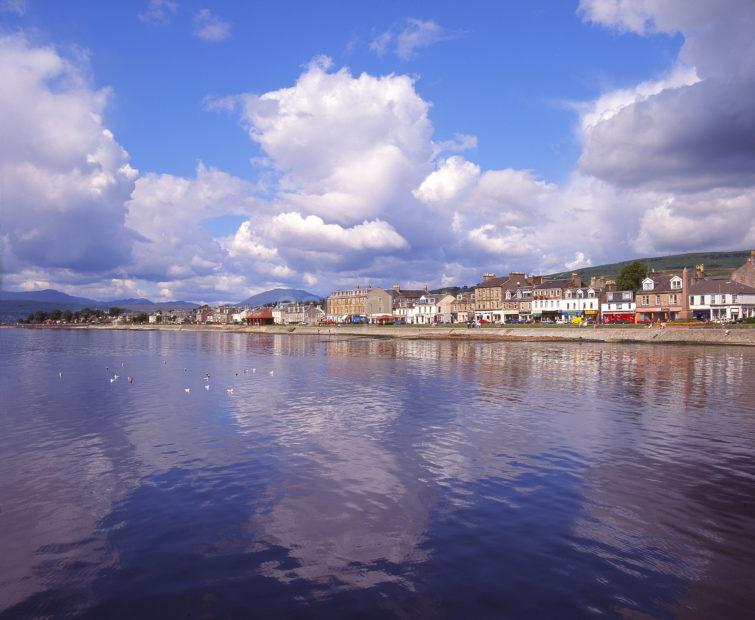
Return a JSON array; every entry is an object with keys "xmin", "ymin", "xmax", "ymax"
[{"xmin": 1, "ymin": 0, "xmax": 754, "ymax": 302}]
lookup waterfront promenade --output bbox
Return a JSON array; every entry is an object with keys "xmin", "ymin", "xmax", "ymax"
[{"xmin": 11, "ymin": 323, "xmax": 755, "ymax": 346}]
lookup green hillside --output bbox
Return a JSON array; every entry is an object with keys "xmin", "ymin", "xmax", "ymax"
[{"xmin": 547, "ymin": 250, "xmax": 750, "ymax": 281}]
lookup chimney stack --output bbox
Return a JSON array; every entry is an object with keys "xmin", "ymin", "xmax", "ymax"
[{"xmin": 482, "ymin": 273, "xmax": 496, "ymax": 282}]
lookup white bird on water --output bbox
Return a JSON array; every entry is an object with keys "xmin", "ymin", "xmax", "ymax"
[
  {"xmin": 128, "ymin": 376, "xmax": 134, "ymax": 384},
  {"xmin": 59, "ymin": 371, "xmax": 63, "ymax": 379},
  {"xmin": 252, "ymin": 368, "xmax": 256, "ymax": 374},
  {"xmin": 269, "ymin": 370, "xmax": 274, "ymax": 376},
  {"xmin": 184, "ymin": 388, "xmax": 191, "ymax": 394},
  {"xmin": 204, "ymin": 384, "xmax": 210, "ymax": 391},
  {"xmin": 226, "ymin": 388, "xmax": 234, "ymax": 395},
  {"xmin": 110, "ymin": 377, "xmax": 116, "ymax": 383}
]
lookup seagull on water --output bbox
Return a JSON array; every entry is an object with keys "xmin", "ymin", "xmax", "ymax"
[
  {"xmin": 128, "ymin": 376, "xmax": 134, "ymax": 384},
  {"xmin": 226, "ymin": 388, "xmax": 234, "ymax": 395},
  {"xmin": 252, "ymin": 368, "xmax": 256, "ymax": 374},
  {"xmin": 184, "ymin": 388, "xmax": 191, "ymax": 394},
  {"xmin": 58, "ymin": 371, "xmax": 63, "ymax": 379},
  {"xmin": 269, "ymin": 370, "xmax": 274, "ymax": 376},
  {"xmin": 110, "ymin": 377, "xmax": 116, "ymax": 383},
  {"xmin": 204, "ymin": 384, "xmax": 210, "ymax": 391}
]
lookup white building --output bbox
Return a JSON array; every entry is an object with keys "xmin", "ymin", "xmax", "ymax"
[
  {"xmin": 601, "ymin": 291, "xmax": 636, "ymax": 323},
  {"xmin": 394, "ymin": 294, "xmax": 455, "ymax": 325},
  {"xmin": 272, "ymin": 305, "xmax": 287, "ymax": 325},
  {"xmin": 558, "ymin": 287, "xmax": 601, "ymax": 322},
  {"xmin": 689, "ymin": 280, "xmax": 755, "ymax": 321}
]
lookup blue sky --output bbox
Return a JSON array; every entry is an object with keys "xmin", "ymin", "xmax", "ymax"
[{"xmin": 1, "ymin": 1, "xmax": 753, "ymax": 302}]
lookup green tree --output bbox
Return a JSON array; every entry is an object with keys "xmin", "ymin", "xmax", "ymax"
[
  {"xmin": 50, "ymin": 309, "xmax": 62, "ymax": 321},
  {"xmin": 34, "ymin": 310, "xmax": 48, "ymax": 323},
  {"xmin": 133, "ymin": 312, "xmax": 149, "ymax": 324},
  {"xmin": 109, "ymin": 306, "xmax": 124, "ymax": 317},
  {"xmin": 62, "ymin": 310, "xmax": 73, "ymax": 322},
  {"xmin": 25, "ymin": 313, "xmax": 35, "ymax": 323},
  {"xmin": 617, "ymin": 261, "xmax": 648, "ymax": 291}
]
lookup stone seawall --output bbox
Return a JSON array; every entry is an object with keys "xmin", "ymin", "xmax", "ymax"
[{"xmin": 10, "ymin": 323, "xmax": 755, "ymax": 346}]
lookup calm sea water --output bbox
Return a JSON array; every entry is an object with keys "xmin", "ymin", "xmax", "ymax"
[{"xmin": 0, "ymin": 328, "xmax": 753, "ymax": 619}]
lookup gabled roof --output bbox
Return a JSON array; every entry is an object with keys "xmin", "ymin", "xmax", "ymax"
[
  {"xmin": 533, "ymin": 278, "xmax": 572, "ymax": 290},
  {"xmin": 640, "ymin": 273, "xmax": 682, "ymax": 292}
]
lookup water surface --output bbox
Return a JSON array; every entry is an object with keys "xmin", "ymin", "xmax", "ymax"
[{"xmin": 1, "ymin": 328, "xmax": 753, "ymax": 618}]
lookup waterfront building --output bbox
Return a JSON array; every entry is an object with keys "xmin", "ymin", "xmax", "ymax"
[
  {"xmin": 688, "ymin": 279, "xmax": 755, "ymax": 321},
  {"xmin": 326, "ymin": 285, "xmax": 392, "ymax": 322},
  {"xmin": 732, "ymin": 250, "xmax": 755, "ymax": 288},
  {"xmin": 245, "ymin": 309, "xmax": 274, "ymax": 326},
  {"xmin": 473, "ymin": 272, "xmax": 531, "ymax": 322},
  {"xmin": 399, "ymin": 293, "xmax": 455, "ymax": 324},
  {"xmin": 634, "ymin": 269, "xmax": 691, "ymax": 322},
  {"xmin": 450, "ymin": 291, "xmax": 475, "ymax": 323},
  {"xmin": 531, "ymin": 274, "xmax": 582, "ymax": 322},
  {"xmin": 284, "ymin": 302, "xmax": 325, "ymax": 325},
  {"xmin": 272, "ymin": 304, "xmax": 287, "ymax": 325},
  {"xmin": 559, "ymin": 286, "xmax": 602, "ymax": 322},
  {"xmin": 601, "ymin": 291, "xmax": 636, "ymax": 323}
]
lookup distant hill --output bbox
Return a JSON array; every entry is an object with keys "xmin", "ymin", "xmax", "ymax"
[
  {"xmin": 546, "ymin": 250, "xmax": 750, "ymax": 281},
  {"xmin": 0, "ymin": 288, "xmax": 98, "ymax": 306},
  {"xmin": 0, "ymin": 289, "xmax": 199, "ymax": 323},
  {"xmin": 239, "ymin": 288, "xmax": 321, "ymax": 307}
]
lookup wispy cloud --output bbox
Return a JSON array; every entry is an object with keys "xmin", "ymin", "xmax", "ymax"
[
  {"xmin": 0, "ymin": 0, "xmax": 26, "ymax": 16},
  {"xmin": 194, "ymin": 8, "xmax": 231, "ymax": 42},
  {"xmin": 138, "ymin": 0, "xmax": 178, "ymax": 26},
  {"xmin": 371, "ymin": 18, "xmax": 453, "ymax": 60}
]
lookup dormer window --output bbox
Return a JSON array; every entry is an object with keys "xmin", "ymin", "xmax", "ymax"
[
  {"xmin": 587, "ymin": 289, "xmax": 594, "ymax": 297},
  {"xmin": 670, "ymin": 277, "xmax": 682, "ymax": 290},
  {"xmin": 565, "ymin": 291, "xmax": 572, "ymax": 299},
  {"xmin": 642, "ymin": 278, "xmax": 654, "ymax": 291},
  {"xmin": 577, "ymin": 290, "xmax": 583, "ymax": 298}
]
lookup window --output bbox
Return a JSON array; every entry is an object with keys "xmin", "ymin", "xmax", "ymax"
[
  {"xmin": 670, "ymin": 294, "xmax": 678, "ymax": 304},
  {"xmin": 641, "ymin": 295, "xmax": 650, "ymax": 305},
  {"xmin": 643, "ymin": 279, "xmax": 654, "ymax": 290},
  {"xmin": 733, "ymin": 294, "xmax": 738, "ymax": 303},
  {"xmin": 623, "ymin": 292, "xmax": 632, "ymax": 300},
  {"xmin": 670, "ymin": 277, "xmax": 682, "ymax": 289}
]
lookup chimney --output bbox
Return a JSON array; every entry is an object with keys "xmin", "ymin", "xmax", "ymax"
[
  {"xmin": 751, "ymin": 250, "xmax": 755, "ymax": 265},
  {"xmin": 392, "ymin": 284, "xmax": 400, "ymax": 291},
  {"xmin": 528, "ymin": 275, "xmax": 543, "ymax": 285},
  {"xmin": 482, "ymin": 273, "xmax": 496, "ymax": 282},
  {"xmin": 571, "ymin": 272, "xmax": 582, "ymax": 287},
  {"xmin": 423, "ymin": 284, "xmax": 429, "ymax": 293},
  {"xmin": 694, "ymin": 264, "xmax": 705, "ymax": 281},
  {"xmin": 680, "ymin": 267, "xmax": 691, "ymax": 320}
]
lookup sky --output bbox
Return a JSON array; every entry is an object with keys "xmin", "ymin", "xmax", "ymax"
[{"xmin": 1, "ymin": 0, "xmax": 753, "ymax": 303}]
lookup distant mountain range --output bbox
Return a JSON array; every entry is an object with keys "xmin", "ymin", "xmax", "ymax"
[
  {"xmin": 239, "ymin": 288, "xmax": 321, "ymax": 307},
  {"xmin": 0, "ymin": 289, "xmax": 199, "ymax": 323}
]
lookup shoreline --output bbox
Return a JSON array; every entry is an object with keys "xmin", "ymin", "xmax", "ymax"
[{"xmin": 5, "ymin": 323, "xmax": 754, "ymax": 346}]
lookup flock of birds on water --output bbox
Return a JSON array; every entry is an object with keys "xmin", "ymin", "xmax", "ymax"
[{"xmin": 57, "ymin": 361, "xmax": 274, "ymax": 395}]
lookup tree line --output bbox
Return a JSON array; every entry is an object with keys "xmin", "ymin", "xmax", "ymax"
[{"xmin": 20, "ymin": 307, "xmax": 149, "ymax": 324}]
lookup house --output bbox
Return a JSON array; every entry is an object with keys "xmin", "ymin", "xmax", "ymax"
[
  {"xmin": 688, "ymin": 279, "xmax": 755, "ymax": 321},
  {"xmin": 732, "ymin": 250, "xmax": 755, "ymax": 288},
  {"xmin": 148, "ymin": 311, "xmax": 161, "ymax": 324},
  {"xmin": 326, "ymin": 285, "xmax": 393, "ymax": 323},
  {"xmin": 635, "ymin": 269, "xmax": 691, "ymax": 322},
  {"xmin": 406, "ymin": 293, "xmax": 455, "ymax": 325},
  {"xmin": 450, "ymin": 291, "xmax": 475, "ymax": 323},
  {"xmin": 559, "ymin": 286, "xmax": 602, "ymax": 322},
  {"xmin": 531, "ymin": 274, "xmax": 582, "ymax": 322},
  {"xmin": 272, "ymin": 304, "xmax": 287, "ymax": 325},
  {"xmin": 284, "ymin": 302, "xmax": 325, "ymax": 325},
  {"xmin": 385, "ymin": 284, "xmax": 427, "ymax": 323},
  {"xmin": 601, "ymin": 291, "xmax": 636, "ymax": 323},
  {"xmin": 473, "ymin": 272, "xmax": 531, "ymax": 322}
]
